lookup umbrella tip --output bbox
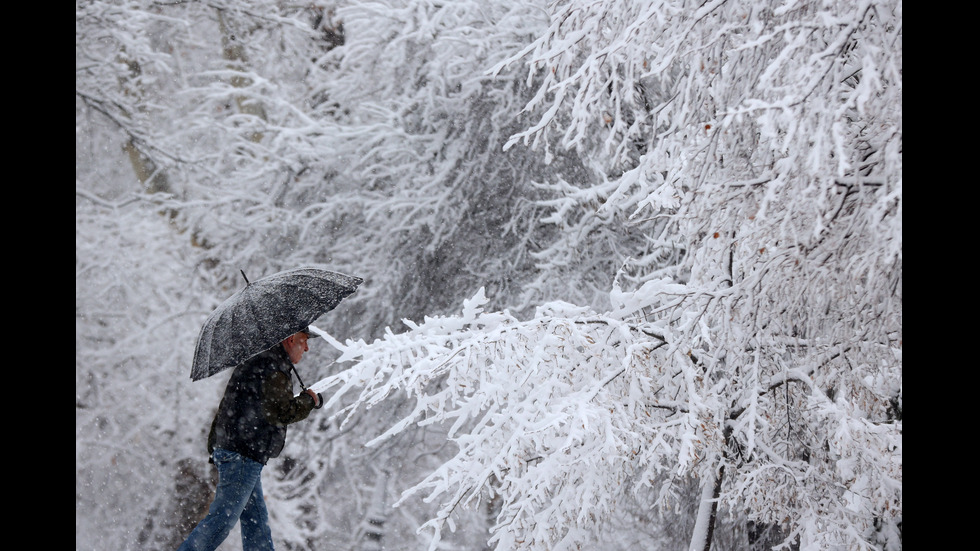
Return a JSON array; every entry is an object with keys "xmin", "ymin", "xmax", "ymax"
[{"xmin": 240, "ymin": 270, "xmax": 250, "ymax": 285}]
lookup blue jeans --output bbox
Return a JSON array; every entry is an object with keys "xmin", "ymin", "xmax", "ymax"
[{"xmin": 177, "ymin": 448, "xmax": 275, "ymax": 551}]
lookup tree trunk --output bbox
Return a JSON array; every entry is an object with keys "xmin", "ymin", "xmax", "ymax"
[
  {"xmin": 217, "ymin": 10, "xmax": 268, "ymax": 143},
  {"xmin": 359, "ymin": 469, "xmax": 390, "ymax": 551},
  {"xmin": 689, "ymin": 424, "xmax": 732, "ymax": 551},
  {"xmin": 115, "ymin": 53, "xmax": 172, "ymax": 197},
  {"xmin": 122, "ymin": 138, "xmax": 171, "ymax": 195},
  {"xmin": 688, "ymin": 461, "xmax": 724, "ymax": 551},
  {"xmin": 137, "ymin": 458, "xmax": 216, "ymax": 551}
]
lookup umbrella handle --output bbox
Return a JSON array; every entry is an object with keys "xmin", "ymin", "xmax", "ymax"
[{"xmin": 291, "ymin": 365, "xmax": 307, "ymax": 390}]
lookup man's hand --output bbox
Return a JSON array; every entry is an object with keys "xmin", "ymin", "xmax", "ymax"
[{"xmin": 304, "ymin": 388, "xmax": 324, "ymax": 409}]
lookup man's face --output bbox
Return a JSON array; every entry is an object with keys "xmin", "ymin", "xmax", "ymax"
[{"xmin": 283, "ymin": 331, "xmax": 309, "ymax": 364}]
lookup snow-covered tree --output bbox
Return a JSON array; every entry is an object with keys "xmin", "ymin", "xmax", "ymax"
[{"xmin": 306, "ymin": 0, "xmax": 902, "ymax": 550}]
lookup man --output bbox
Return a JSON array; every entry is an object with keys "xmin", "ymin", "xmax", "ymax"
[{"xmin": 178, "ymin": 328, "xmax": 323, "ymax": 551}]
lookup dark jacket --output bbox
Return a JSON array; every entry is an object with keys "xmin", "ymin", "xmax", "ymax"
[{"xmin": 207, "ymin": 345, "xmax": 316, "ymax": 464}]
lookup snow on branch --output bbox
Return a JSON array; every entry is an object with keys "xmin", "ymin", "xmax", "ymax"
[{"xmin": 311, "ymin": 283, "xmax": 735, "ymax": 550}]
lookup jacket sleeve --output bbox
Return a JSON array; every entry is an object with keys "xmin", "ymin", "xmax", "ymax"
[{"xmin": 262, "ymin": 369, "xmax": 316, "ymax": 425}]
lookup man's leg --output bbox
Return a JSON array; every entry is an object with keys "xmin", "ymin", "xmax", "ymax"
[
  {"xmin": 177, "ymin": 449, "xmax": 264, "ymax": 551},
  {"xmin": 239, "ymin": 471, "xmax": 275, "ymax": 551}
]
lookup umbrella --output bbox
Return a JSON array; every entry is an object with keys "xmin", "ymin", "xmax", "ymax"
[{"xmin": 190, "ymin": 267, "xmax": 363, "ymax": 381}]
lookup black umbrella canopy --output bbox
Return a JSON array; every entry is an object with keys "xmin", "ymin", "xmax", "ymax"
[{"xmin": 190, "ymin": 268, "xmax": 363, "ymax": 381}]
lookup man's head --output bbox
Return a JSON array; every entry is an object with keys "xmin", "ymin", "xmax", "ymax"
[{"xmin": 282, "ymin": 330, "xmax": 310, "ymax": 364}]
